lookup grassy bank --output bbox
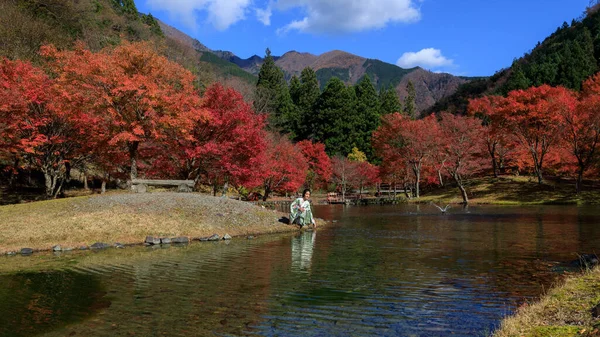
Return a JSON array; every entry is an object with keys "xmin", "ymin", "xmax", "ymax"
[
  {"xmin": 494, "ymin": 267, "xmax": 600, "ymax": 337},
  {"xmin": 0, "ymin": 192, "xmax": 304, "ymax": 254},
  {"xmin": 415, "ymin": 176, "xmax": 600, "ymax": 205}
]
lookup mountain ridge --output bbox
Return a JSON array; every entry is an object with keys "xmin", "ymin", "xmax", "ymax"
[{"xmin": 157, "ymin": 20, "xmax": 470, "ymax": 113}]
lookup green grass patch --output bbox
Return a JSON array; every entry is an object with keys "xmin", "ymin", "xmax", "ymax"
[{"xmin": 494, "ymin": 268, "xmax": 600, "ymax": 337}]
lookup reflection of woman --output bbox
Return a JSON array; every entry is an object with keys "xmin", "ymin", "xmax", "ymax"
[
  {"xmin": 292, "ymin": 230, "xmax": 316, "ymax": 271},
  {"xmin": 290, "ymin": 189, "xmax": 316, "ymax": 228}
]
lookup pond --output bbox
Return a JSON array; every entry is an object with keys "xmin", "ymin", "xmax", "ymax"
[{"xmin": 1, "ymin": 204, "xmax": 600, "ymax": 337}]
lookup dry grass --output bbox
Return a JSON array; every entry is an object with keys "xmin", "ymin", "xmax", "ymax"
[
  {"xmin": 494, "ymin": 268, "xmax": 600, "ymax": 337},
  {"xmin": 0, "ymin": 192, "xmax": 302, "ymax": 254},
  {"xmin": 416, "ymin": 176, "xmax": 600, "ymax": 205}
]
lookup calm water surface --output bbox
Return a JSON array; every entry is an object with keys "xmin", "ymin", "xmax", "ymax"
[{"xmin": 2, "ymin": 204, "xmax": 600, "ymax": 337}]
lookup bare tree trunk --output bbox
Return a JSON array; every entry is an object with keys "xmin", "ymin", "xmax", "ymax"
[
  {"xmin": 101, "ymin": 180, "xmax": 106, "ymax": 194},
  {"xmin": 221, "ymin": 181, "xmax": 229, "ymax": 197},
  {"xmin": 65, "ymin": 162, "xmax": 71, "ymax": 183},
  {"xmin": 414, "ymin": 170, "xmax": 420, "ymax": 198},
  {"xmin": 576, "ymin": 169, "xmax": 584, "ymax": 194},
  {"xmin": 9, "ymin": 157, "xmax": 19, "ymax": 189},
  {"xmin": 458, "ymin": 184, "xmax": 469, "ymax": 204},
  {"xmin": 488, "ymin": 142, "xmax": 499, "ymax": 178},
  {"xmin": 43, "ymin": 171, "xmax": 54, "ymax": 198},
  {"xmin": 262, "ymin": 185, "xmax": 271, "ymax": 201},
  {"xmin": 83, "ymin": 173, "xmax": 89, "ymax": 190},
  {"xmin": 53, "ymin": 178, "xmax": 65, "ymax": 199},
  {"xmin": 129, "ymin": 141, "xmax": 140, "ymax": 183},
  {"xmin": 437, "ymin": 170, "xmax": 444, "ymax": 187}
]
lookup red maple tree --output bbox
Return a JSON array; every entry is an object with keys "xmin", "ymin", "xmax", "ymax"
[
  {"xmin": 179, "ymin": 83, "xmax": 267, "ymax": 195},
  {"xmin": 437, "ymin": 112, "xmax": 487, "ymax": 204},
  {"xmin": 297, "ymin": 140, "xmax": 332, "ymax": 190},
  {"xmin": 41, "ymin": 41, "xmax": 205, "ymax": 184},
  {"xmin": 468, "ymin": 96, "xmax": 518, "ymax": 177},
  {"xmin": 373, "ymin": 113, "xmax": 438, "ymax": 198},
  {"xmin": 0, "ymin": 58, "xmax": 88, "ymax": 197},
  {"xmin": 487, "ymin": 85, "xmax": 577, "ymax": 184},
  {"xmin": 561, "ymin": 74, "xmax": 600, "ymax": 193},
  {"xmin": 260, "ymin": 134, "xmax": 307, "ymax": 201}
]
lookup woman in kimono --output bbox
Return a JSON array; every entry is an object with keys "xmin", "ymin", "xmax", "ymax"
[{"xmin": 290, "ymin": 189, "xmax": 316, "ymax": 228}]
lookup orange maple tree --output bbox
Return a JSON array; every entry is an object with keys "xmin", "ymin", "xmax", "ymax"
[{"xmin": 41, "ymin": 41, "xmax": 205, "ymax": 183}]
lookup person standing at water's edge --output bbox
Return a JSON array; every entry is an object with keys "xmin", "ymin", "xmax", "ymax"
[{"xmin": 290, "ymin": 189, "xmax": 316, "ymax": 228}]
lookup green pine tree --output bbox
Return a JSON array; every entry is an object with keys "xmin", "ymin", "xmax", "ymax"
[
  {"xmin": 354, "ymin": 75, "xmax": 380, "ymax": 159},
  {"xmin": 404, "ymin": 80, "xmax": 417, "ymax": 119},
  {"xmin": 297, "ymin": 67, "xmax": 321, "ymax": 140},
  {"xmin": 254, "ymin": 48, "xmax": 296, "ymax": 134},
  {"xmin": 289, "ymin": 75, "xmax": 301, "ymax": 105},
  {"xmin": 314, "ymin": 77, "xmax": 359, "ymax": 156},
  {"xmin": 503, "ymin": 61, "xmax": 532, "ymax": 93},
  {"xmin": 379, "ymin": 86, "xmax": 402, "ymax": 115},
  {"xmin": 111, "ymin": 0, "xmax": 138, "ymax": 16}
]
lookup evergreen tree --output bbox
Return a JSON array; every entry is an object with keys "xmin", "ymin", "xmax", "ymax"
[
  {"xmin": 354, "ymin": 75, "xmax": 380, "ymax": 159},
  {"xmin": 314, "ymin": 77, "xmax": 359, "ymax": 156},
  {"xmin": 111, "ymin": 0, "xmax": 138, "ymax": 16},
  {"xmin": 379, "ymin": 86, "xmax": 402, "ymax": 115},
  {"xmin": 503, "ymin": 61, "xmax": 532, "ymax": 93},
  {"xmin": 297, "ymin": 67, "xmax": 321, "ymax": 140},
  {"xmin": 254, "ymin": 48, "xmax": 297, "ymax": 134},
  {"xmin": 141, "ymin": 14, "xmax": 164, "ymax": 36},
  {"xmin": 289, "ymin": 75, "xmax": 301, "ymax": 105},
  {"xmin": 404, "ymin": 80, "xmax": 417, "ymax": 119}
]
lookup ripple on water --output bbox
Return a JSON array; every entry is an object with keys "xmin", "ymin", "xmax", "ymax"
[{"xmin": 1, "ymin": 205, "xmax": 599, "ymax": 336}]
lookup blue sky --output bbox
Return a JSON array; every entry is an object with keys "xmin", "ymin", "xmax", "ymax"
[{"xmin": 136, "ymin": 0, "xmax": 590, "ymax": 76}]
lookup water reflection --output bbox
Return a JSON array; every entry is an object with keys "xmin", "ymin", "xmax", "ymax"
[
  {"xmin": 291, "ymin": 231, "xmax": 316, "ymax": 272},
  {"xmin": 1, "ymin": 205, "xmax": 600, "ymax": 337}
]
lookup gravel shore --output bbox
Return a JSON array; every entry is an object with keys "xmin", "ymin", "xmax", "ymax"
[{"xmin": 0, "ymin": 193, "xmax": 303, "ymax": 254}]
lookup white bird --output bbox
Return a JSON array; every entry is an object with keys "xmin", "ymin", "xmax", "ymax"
[{"xmin": 432, "ymin": 203, "xmax": 451, "ymax": 213}]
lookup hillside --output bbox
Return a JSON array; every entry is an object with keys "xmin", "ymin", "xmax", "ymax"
[
  {"xmin": 426, "ymin": 5, "xmax": 600, "ymax": 115},
  {"xmin": 0, "ymin": 0, "xmax": 256, "ymax": 98}
]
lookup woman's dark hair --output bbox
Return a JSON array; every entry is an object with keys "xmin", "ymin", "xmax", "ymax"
[{"xmin": 302, "ymin": 189, "xmax": 311, "ymax": 197}]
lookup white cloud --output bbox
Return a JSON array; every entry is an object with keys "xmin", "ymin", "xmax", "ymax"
[
  {"xmin": 256, "ymin": 5, "xmax": 273, "ymax": 26},
  {"xmin": 396, "ymin": 48, "xmax": 454, "ymax": 69},
  {"xmin": 145, "ymin": 0, "xmax": 251, "ymax": 31},
  {"xmin": 269, "ymin": 0, "xmax": 421, "ymax": 34}
]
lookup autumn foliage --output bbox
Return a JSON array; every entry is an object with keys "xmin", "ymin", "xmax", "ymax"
[
  {"xmin": 260, "ymin": 134, "xmax": 308, "ymax": 201},
  {"xmin": 6, "ymin": 40, "xmax": 600, "ymax": 203},
  {"xmin": 297, "ymin": 140, "xmax": 332, "ymax": 190},
  {"xmin": 41, "ymin": 41, "xmax": 205, "ymax": 183},
  {"xmin": 177, "ymin": 83, "xmax": 267, "ymax": 194}
]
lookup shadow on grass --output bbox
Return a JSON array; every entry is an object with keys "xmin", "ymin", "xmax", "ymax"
[{"xmin": 421, "ymin": 176, "xmax": 600, "ymax": 205}]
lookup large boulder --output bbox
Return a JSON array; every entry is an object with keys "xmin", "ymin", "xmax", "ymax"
[
  {"xmin": 90, "ymin": 242, "xmax": 111, "ymax": 250},
  {"xmin": 133, "ymin": 184, "xmax": 147, "ymax": 193},
  {"xmin": 145, "ymin": 236, "xmax": 161, "ymax": 245},
  {"xmin": 207, "ymin": 234, "xmax": 220, "ymax": 241},
  {"xmin": 160, "ymin": 237, "xmax": 172, "ymax": 244},
  {"xmin": 171, "ymin": 237, "xmax": 189, "ymax": 244},
  {"xmin": 20, "ymin": 248, "xmax": 33, "ymax": 255}
]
